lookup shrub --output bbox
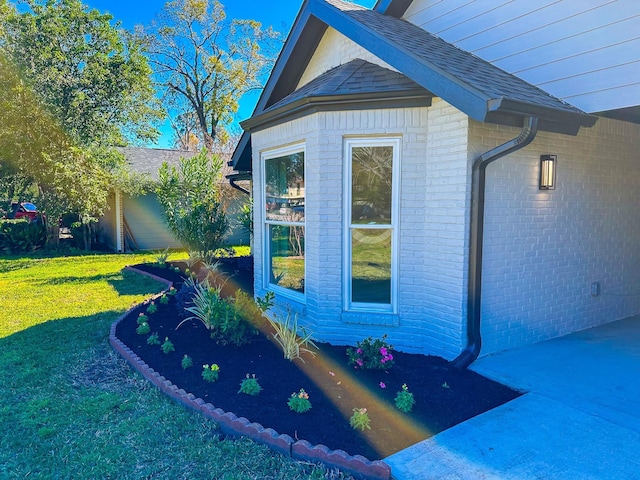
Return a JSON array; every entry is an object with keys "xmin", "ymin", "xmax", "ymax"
[
  {"xmin": 238, "ymin": 374, "xmax": 262, "ymax": 396},
  {"xmin": 181, "ymin": 355, "xmax": 193, "ymax": 369},
  {"xmin": 266, "ymin": 309, "xmax": 317, "ymax": 363},
  {"xmin": 394, "ymin": 384, "xmax": 415, "ymax": 413},
  {"xmin": 176, "ymin": 279, "xmax": 256, "ymax": 346},
  {"xmin": 287, "ymin": 389, "xmax": 311, "ymax": 413},
  {"xmin": 349, "ymin": 408, "xmax": 371, "ymax": 431},
  {"xmin": 136, "ymin": 322, "xmax": 150, "ymax": 335},
  {"xmin": 0, "ymin": 219, "xmax": 46, "ymax": 253},
  {"xmin": 161, "ymin": 337, "xmax": 175, "ymax": 354},
  {"xmin": 156, "ymin": 149, "xmax": 229, "ymax": 263},
  {"xmin": 202, "ymin": 364, "xmax": 220, "ymax": 382},
  {"xmin": 347, "ymin": 334, "xmax": 395, "ymax": 370}
]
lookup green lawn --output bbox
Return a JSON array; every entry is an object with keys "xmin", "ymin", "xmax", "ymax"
[{"xmin": 0, "ymin": 252, "xmax": 348, "ymax": 479}]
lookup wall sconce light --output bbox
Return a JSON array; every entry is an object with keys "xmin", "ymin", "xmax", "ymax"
[{"xmin": 539, "ymin": 154, "xmax": 556, "ymax": 190}]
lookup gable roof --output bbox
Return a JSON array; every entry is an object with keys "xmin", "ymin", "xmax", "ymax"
[
  {"xmin": 231, "ymin": 0, "xmax": 597, "ymax": 171},
  {"xmin": 242, "ymin": 58, "xmax": 432, "ymax": 132}
]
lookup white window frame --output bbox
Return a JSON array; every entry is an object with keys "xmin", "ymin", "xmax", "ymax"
[
  {"xmin": 261, "ymin": 143, "xmax": 306, "ymax": 302},
  {"xmin": 343, "ymin": 137, "xmax": 401, "ymax": 313}
]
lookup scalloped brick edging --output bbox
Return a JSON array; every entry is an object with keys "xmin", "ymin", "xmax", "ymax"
[{"xmin": 110, "ymin": 267, "xmax": 392, "ymax": 480}]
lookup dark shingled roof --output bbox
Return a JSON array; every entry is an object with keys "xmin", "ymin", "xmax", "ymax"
[
  {"xmin": 118, "ymin": 147, "xmax": 196, "ymax": 182},
  {"xmin": 262, "ymin": 58, "xmax": 430, "ymax": 113},
  {"xmin": 326, "ymin": 0, "xmax": 585, "ymax": 116},
  {"xmin": 230, "ymin": 0, "xmax": 597, "ymax": 171}
]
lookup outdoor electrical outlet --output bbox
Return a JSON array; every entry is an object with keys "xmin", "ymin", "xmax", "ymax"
[{"xmin": 591, "ymin": 282, "xmax": 601, "ymax": 297}]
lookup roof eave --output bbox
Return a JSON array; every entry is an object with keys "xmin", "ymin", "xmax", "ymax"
[
  {"xmin": 242, "ymin": 91, "xmax": 433, "ymax": 133},
  {"xmin": 487, "ymin": 98, "xmax": 598, "ymax": 135}
]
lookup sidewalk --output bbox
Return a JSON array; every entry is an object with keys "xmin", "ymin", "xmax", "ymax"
[{"xmin": 385, "ymin": 316, "xmax": 640, "ymax": 479}]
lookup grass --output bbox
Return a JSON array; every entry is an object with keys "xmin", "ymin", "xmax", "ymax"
[{"xmin": 0, "ymin": 251, "xmax": 350, "ymax": 479}]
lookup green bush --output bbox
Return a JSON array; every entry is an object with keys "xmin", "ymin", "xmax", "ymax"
[
  {"xmin": 0, "ymin": 219, "xmax": 46, "ymax": 253},
  {"xmin": 177, "ymin": 279, "xmax": 256, "ymax": 346},
  {"xmin": 156, "ymin": 149, "xmax": 229, "ymax": 262}
]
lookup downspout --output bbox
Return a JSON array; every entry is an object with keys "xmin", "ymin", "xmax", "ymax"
[
  {"xmin": 451, "ymin": 116, "xmax": 539, "ymax": 369},
  {"xmin": 229, "ymin": 177, "xmax": 251, "ymax": 196}
]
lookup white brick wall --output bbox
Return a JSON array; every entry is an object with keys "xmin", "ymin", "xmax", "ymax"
[
  {"xmin": 474, "ymin": 117, "xmax": 640, "ymax": 355},
  {"xmin": 252, "ymin": 101, "xmax": 640, "ymax": 360},
  {"xmin": 251, "ymin": 101, "xmax": 472, "ymax": 359},
  {"xmin": 297, "ymin": 28, "xmax": 396, "ymax": 89}
]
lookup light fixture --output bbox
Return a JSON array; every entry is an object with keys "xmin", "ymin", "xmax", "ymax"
[{"xmin": 539, "ymin": 154, "xmax": 556, "ymax": 190}]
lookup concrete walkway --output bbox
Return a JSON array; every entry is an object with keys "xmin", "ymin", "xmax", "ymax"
[{"xmin": 385, "ymin": 316, "xmax": 640, "ymax": 479}]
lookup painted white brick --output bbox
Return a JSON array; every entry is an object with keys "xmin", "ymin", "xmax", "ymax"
[
  {"xmin": 474, "ymin": 117, "xmax": 640, "ymax": 355},
  {"xmin": 251, "ymin": 70, "xmax": 639, "ymax": 362},
  {"xmin": 251, "ymin": 102, "xmax": 472, "ymax": 360}
]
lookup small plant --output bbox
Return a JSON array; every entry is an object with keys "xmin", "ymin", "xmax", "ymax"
[
  {"xmin": 174, "ymin": 266, "xmax": 181, "ymax": 273},
  {"xmin": 146, "ymin": 302, "xmax": 158, "ymax": 314},
  {"xmin": 147, "ymin": 332, "xmax": 160, "ymax": 345},
  {"xmin": 202, "ymin": 363, "xmax": 220, "ymax": 382},
  {"xmin": 167, "ymin": 286, "xmax": 177, "ymax": 296},
  {"xmin": 154, "ymin": 247, "xmax": 170, "ymax": 267},
  {"xmin": 161, "ymin": 337, "xmax": 175, "ymax": 354},
  {"xmin": 136, "ymin": 313, "xmax": 148, "ymax": 325},
  {"xmin": 136, "ymin": 322, "xmax": 150, "ymax": 335},
  {"xmin": 185, "ymin": 250, "xmax": 202, "ymax": 269},
  {"xmin": 177, "ymin": 278, "xmax": 255, "ymax": 346},
  {"xmin": 159, "ymin": 294, "xmax": 169, "ymax": 305},
  {"xmin": 442, "ymin": 382, "xmax": 450, "ymax": 389},
  {"xmin": 287, "ymin": 388, "xmax": 311, "ymax": 413},
  {"xmin": 181, "ymin": 355, "xmax": 193, "ymax": 369},
  {"xmin": 255, "ymin": 291, "xmax": 275, "ymax": 313},
  {"xmin": 238, "ymin": 374, "xmax": 262, "ymax": 396},
  {"xmin": 394, "ymin": 384, "xmax": 415, "ymax": 413},
  {"xmin": 347, "ymin": 334, "xmax": 395, "ymax": 370},
  {"xmin": 349, "ymin": 408, "xmax": 371, "ymax": 431},
  {"xmin": 266, "ymin": 309, "xmax": 317, "ymax": 362}
]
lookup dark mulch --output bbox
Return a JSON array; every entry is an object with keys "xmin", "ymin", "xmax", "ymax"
[{"xmin": 116, "ymin": 261, "xmax": 521, "ymax": 461}]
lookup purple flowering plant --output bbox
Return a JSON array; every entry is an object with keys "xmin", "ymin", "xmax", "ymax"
[{"xmin": 346, "ymin": 334, "xmax": 395, "ymax": 370}]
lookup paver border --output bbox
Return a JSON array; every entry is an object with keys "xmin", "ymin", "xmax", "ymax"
[{"xmin": 110, "ymin": 266, "xmax": 392, "ymax": 480}]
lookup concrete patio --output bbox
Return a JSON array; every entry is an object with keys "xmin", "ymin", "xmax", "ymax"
[{"xmin": 386, "ymin": 315, "xmax": 640, "ymax": 479}]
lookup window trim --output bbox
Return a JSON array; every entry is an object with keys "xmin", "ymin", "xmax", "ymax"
[
  {"xmin": 343, "ymin": 137, "xmax": 401, "ymax": 313},
  {"xmin": 261, "ymin": 143, "xmax": 306, "ymax": 302}
]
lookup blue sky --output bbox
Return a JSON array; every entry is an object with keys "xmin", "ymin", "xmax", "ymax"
[{"xmin": 83, "ymin": 0, "xmax": 377, "ymax": 148}]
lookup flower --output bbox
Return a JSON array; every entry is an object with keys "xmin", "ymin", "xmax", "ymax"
[{"xmin": 379, "ymin": 382, "xmax": 386, "ymax": 389}]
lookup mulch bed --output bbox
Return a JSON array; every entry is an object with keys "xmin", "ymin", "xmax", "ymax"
[{"xmin": 115, "ymin": 260, "xmax": 521, "ymax": 462}]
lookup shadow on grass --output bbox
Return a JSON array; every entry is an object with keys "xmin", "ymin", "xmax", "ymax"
[{"xmin": 26, "ymin": 269, "xmax": 166, "ymax": 297}]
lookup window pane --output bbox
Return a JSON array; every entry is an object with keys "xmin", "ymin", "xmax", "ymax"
[
  {"xmin": 265, "ymin": 152, "xmax": 305, "ymax": 222},
  {"xmin": 269, "ymin": 224, "xmax": 305, "ymax": 294},
  {"xmin": 351, "ymin": 228, "xmax": 391, "ymax": 304},
  {"xmin": 351, "ymin": 146, "xmax": 392, "ymax": 225}
]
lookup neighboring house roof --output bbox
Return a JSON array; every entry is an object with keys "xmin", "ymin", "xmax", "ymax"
[
  {"xmin": 242, "ymin": 58, "xmax": 433, "ymax": 132},
  {"xmin": 231, "ymin": 0, "xmax": 597, "ymax": 172},
  {"xmin": 118, "ymin": 147, "xmax": 196, "ymax": 182}
]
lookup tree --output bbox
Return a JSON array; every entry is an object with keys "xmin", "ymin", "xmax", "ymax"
[
  {"xmin": 156, "ymin": 149, "xmax": 229, "ymax": 261},
  {"xmin": 0, "ymin": 0, "xmax": 163, "ymax": 247},
  {"xmin": 139, "ymin": 0, "xmax": 280, "ymax": 151},
  {"xmin": 1, "ymin": 0, "xmax": 163, "ymax": 147}
]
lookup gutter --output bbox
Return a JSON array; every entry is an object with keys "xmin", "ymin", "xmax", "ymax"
[
  {"xmin": 451, "ymin": 116, "xmax": 539, "ymax": 369},
  {"xmin": 227, "ymin": 172, "xmax": 252, "ymax": 196}
]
